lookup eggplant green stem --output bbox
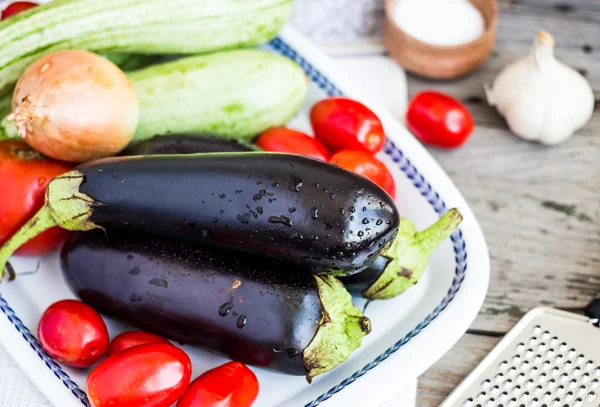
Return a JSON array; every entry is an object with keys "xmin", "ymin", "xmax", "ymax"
[
  {"xmin": 362, "ymin": 208, "xmax": 463, "ymax": 300},
  {"xmin": 303, "ymin": 275, "xmax": 371, "ymax": 382},
  {"xmin": 0, "ymin": 170, "xmax": 102, "ymax": 281}
]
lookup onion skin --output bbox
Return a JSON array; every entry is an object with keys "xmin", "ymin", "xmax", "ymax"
[{"xmin": 10, "ymin": 50, "xmax": 138, "ymax": 163}]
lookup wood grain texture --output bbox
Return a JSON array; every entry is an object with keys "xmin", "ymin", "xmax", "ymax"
[
  {"xmin": 417, "ymin": 334, "xmax": 501, "ymax": 406},
  {"xmin": 409, "ymin": 0, "xmax": 600, "ymax": 334},
  {"xmin": 412, "ymin": 0, "xmax": 600, "ymax": 404}
]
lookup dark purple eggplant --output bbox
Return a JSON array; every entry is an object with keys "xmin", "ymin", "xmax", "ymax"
[
  {"xmin": 0, "ymin": 153, "xmax": 399, "ymax": 278},
  {"xmin": 61, "ymin": 229, "xmax": 370, "ymax": 381},
  {"xmin": 342, "ymin": 209, "xmax": 462, "ymax": 300},
  {"xmin": 119, "ymin": 134, "xmax": 259, "ymax": 156}
]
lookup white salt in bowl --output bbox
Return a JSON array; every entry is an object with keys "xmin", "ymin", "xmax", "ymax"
[{"xmin": 383, "ymin": 0, "xmax": 499, "ymax": 80}]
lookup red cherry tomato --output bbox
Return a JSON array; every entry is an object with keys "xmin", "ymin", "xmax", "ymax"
[
  {"xmin": 108, "ymin": 331, "xmax": 170, "ymax": 356},
  {"xmin": 310, "ymin": 97, "xmax": 386, "ymax": 154},
  {"xmin": 256, "ymin": 127, "xmax": 330, "ymax": 161},
  {"xmin": 87, "ymin": 344, "xmax": 191, "ymax": 407},
  {"xmin": 329, "ymin": 151, "xmax": 395, "ymax": 199},
  {"xmin": 0, "ymin": 140, "xmax": 72, "ymax": 255},
  {"xmin": 177, "ymin": 361, "xmax": 259, "ymax": 407},
  {"xmin": 406, "ymin": 91, "xmax": 474, "ymax": 149},
  {"xmin": 2, "ymin": 2, "xmax": 38, "ymax": 19},
  {"xmin": 38, "ymin": 300, "xmax": 109, "ymax": 368}
]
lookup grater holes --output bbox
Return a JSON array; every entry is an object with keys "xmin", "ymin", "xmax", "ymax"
[
  {"xmin": 533, "ymin": 325, "xmax": 542, "ymax": 334},
  {"xmin": 534, "ymin": 385, "xmax": 544, "ymax": 395},
  {"xmin": 568, "ymin": 348, "xmax": 577, "ymax": 358},
  {"xmin": 573, "ymin": 399, "xmax": 583, "ymax": 407},
  {"xmin": 551, "ymin": 366, "xmax": 561, "ymax": 377},
  {"xmin": 476, "ymin": 391, "xmax": 486, "ymax": 401},
  {"xmin": 576, "ymin": 354, "xmax": 586, "ymax": 365},
  {"xmin": 582, "ymin": 373, "xmax": 591, "ymax": 383},
  {"xmin": 538, "ymin": 342, "xmax": 548, "ymax": 353},
  {"xmin": 495, "ymin": 372, "xmax": 505, "ymax": 382},
  {"xmin": 593, "ymin": 378, "xmax": 600, "ymax": 388},
  {"xmin": 512, "ymin": 354, "xmax": 522, "ymax": 364},
  {"xmin": 569, "ymin": 379, "xmax": 578, "ymax": 389},
  {"xmin": 462, "ymin": 397, "xmax": 473, "ymax": 406},
  {"xmin": 530, "ymin": 337, "xmax": 539, "ymax": 346},
  {"xmin": 586, "ymin": 360, "xmax": 596, "ymax": 370},
  {"xmin": 546, "ymin": 348, "xmax": 555, "ymax": 359},
  {"xmin": 573, "ymin": 366, "xmax": 582, "ymax": 377},
  {"xmin": 480, "ymin": 379, "xmax": 491, "ymax": 388},
  {"xmin": 549, "ymin": 399, "xmax": 560, "ymax": 407},
  {"xmin": 516, "ymin": 373, "xmax": 526, "ymax": 383},
  {"xmin": 526, "ymin": 348, "xmax": 535, "ymax": 358},
  {"xmin": 550, "ymin": 336, "xmax": 559, "ymax": 346},
  {"xmin": 541, "ymin": 330, "xmax": 550, "ymax": 340},
  {"xmin": 564, "ymin": 391, "xmax": 574, "ymax": 401},
  {"xmin": 577, "ymin": 385, "xmax": 587, "ymax": 396},
  {"xmin": 490, "ymin": 385, "xmax": 500, "ymax": 395},
  {"xmin": 555, "ymin": 354, "xmax": 564, "ymax": 364},
  {"xmin": 504, "ymin": 378, "xmax": 514, "ymax": 389},
  {"xmin": 499, "ymin": 361, "xmax": 509, "ymax": 371},
  {"xmin": 542, "ymin": 360, "xmax": 552, "ymax": 370},
  {"xmin": 587, "ymin": 390, "xmax": 596, "ymax": 401},
  {"xmin": 520, "ymin": 360, "xmax": 530, "ymax": 372},
  {"xmin": 508, "ymin": 366, "xmax": 517, "ymax": 377},
  {"xmin": 516, "ymin": 342, "xmax": 525, "ymax": 352}
]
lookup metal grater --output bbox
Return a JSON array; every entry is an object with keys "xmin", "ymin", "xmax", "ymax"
[{"xmin": 440, "ymin": 307, "xmax": 600, "ymax": 407}]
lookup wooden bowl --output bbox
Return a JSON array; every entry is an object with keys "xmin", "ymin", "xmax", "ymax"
[{"xmin": 383, "ymin": 0, "xmax": 498, "ymax": 80}]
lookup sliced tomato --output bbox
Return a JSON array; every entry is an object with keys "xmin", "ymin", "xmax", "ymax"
[{"xmin": 2, "ymin": 2, "xmax": 38, "ymax": 19}]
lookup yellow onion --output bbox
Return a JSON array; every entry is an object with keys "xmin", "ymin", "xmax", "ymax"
[{"xmin": 10, "ymin": 50, "xmax": 139, "ymax": 163}]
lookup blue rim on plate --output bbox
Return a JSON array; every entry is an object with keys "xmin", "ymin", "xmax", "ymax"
[{"xmin": 0, "ymin": 36, "xmax": 467, "ymax": 407}]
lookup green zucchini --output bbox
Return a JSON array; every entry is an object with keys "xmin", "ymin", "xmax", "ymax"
[
  {"xmin": 130, "ymin": 49, "xmax": 308, "ymax": 141},
  {"xmin": 0, "ymin": 0, "xmax": 293, "ymax": 96},
  {"xmin": 0, "ymin": 49, "xmax": 308, "ymax": 142}
]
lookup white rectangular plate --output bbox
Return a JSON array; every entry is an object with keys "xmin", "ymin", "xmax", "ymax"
[{"xmin": 0, "ymin": 26, "xmax": 490, "ymax": 407}]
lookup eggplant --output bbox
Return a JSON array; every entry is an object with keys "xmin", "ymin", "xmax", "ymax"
[
  {"xmin": 119, "ymin": 133, "xmax": 259, "ymax": 156},
  {"xmin": 61, "ymin": 229, "xmax": 371, "ymax": 381},
  {"xmin": 342, "ymin": 209, "xmax": 462, "ymax": 300},
  {"xmin": 0, "ymin": 153, "xmax": 399, "ymax": 278}
]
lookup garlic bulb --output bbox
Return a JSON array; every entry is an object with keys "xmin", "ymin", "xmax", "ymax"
[{"xmin": 485, "ymin": 31, "xmax": 594, "ymax": 145}]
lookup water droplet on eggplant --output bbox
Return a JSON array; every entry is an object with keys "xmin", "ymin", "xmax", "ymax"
[
  {"xmin": 376, "ymin": 219, "xmax": 383, "ymax": 226},
  {"xmin": 268, "ymin": 215, "xmax": 293, "ymax": 227},
  {"xmin": 357, "ymin": 231, "xmax": 364, "ymax": 237},
  {"xmin": 127, "ymin": 255, "xmax": 134, "ymax": 261},
  {"xmin": 324, "ymin": 223, "xmax": 333, "ymax": 230},
  {"xmin": 288, "ymin": 207, "xmax": 296, "ymax": 213},
  {"xmin": 286, "ymin": 348, "xmax": 300, "ymax": 359},
  {"xmin": 129, "ymin": 294, "xmax": 142, "ymax": 302},
  {"xmin": 219, "ymin": 193, "xmax": 226, "ymax": 199},
  {"xmin": 256, "ymin": 206, "xmax": 264, "ymax": 214},
  {"xmin": 201, "ymin": 229, "xmax": 212, "ymax": 239},
  {"xmin": 219, "ymin": 300, "xmax": 233, "ymax": 317},
  {"xmin": 291, "ymin": 174, "xmax": 303, "ymax": 192},
  {"xmin": 330, "ymin": 193, "xmax": 335, "ymax": 200},
  {"xmin": 362, "ymin": 218, "xmax": 370, "ymax": 225},
  {"xmin": 237, "ymin": 315, "xmax": 247, "ymax": 328},
  {"xmin": 311, "ymin": 207, "xmax": 319, "ymax": 219},
  {"xmin": 350, "ymin": 206, "xmax": 356, "ymax": 213},
  {"xmin": 149, "ymin": 278, "xmax": 168, "ymax": 288}
]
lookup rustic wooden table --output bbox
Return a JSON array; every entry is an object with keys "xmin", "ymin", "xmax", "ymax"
[{"xmin": 414, "ymin": 0, "xmax": 600, "ymax": 405}]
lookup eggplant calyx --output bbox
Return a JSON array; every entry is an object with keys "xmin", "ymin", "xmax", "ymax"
[
  {"xmin": 303, "ymin": 275, "xmax": 371, "ymax": 382},
  {"xmin": 0, "ymin": 170, "xmax": 102, "ymax": 280},
  {"xmin": 362, "ymin": 208, "xmax": 463, "ymax": 300}
]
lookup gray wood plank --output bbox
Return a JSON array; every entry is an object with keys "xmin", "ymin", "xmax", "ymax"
[
  {"xmin": 406, "ymin": 0, "xmax": 600, "ymax": 334},
  {"xmin": 417, "ymin": 334, "xmax": 501, "ymax": 406}
]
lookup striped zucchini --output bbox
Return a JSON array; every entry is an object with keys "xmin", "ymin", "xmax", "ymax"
[
  {"xmin": 0, "ymin": 0, "xmax": 293, "ymax": 95},
  {"xmin": 0, "ymin": 49, "xmax": 308, "ymax": 142}
]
